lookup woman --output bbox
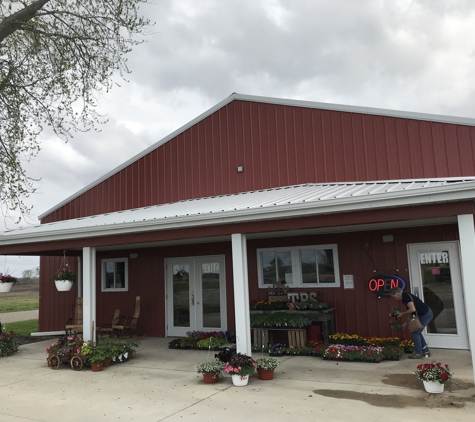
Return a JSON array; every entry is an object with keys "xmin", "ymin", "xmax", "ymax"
[{"xmin": 389, "ymin": 287, "xmax": 433, "ymax": 359}]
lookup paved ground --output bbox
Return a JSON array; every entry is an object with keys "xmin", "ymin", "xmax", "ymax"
[
  {"xmin": 0, "ymin": 310, "xmax": 39, "ymax": 323},
  {"xmin": 1, "ymin": 338, "xmax": 474, "ymax": 422}
]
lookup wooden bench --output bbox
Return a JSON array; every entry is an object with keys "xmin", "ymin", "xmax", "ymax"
[{"xmin": 252, "ymin": 328, "xmax": 307, "ymax": 348}]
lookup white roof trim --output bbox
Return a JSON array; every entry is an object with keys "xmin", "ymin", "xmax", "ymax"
[
  {"xmin": 39, "ymin": 93, "xmax": 475, "ymax": 220},
  {"xmin": 4, "ymin": 179, "xmax": 475, "ymax": 246}
]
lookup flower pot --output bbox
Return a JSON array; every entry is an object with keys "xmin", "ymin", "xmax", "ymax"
[
  {"xmin": 202, "ymin": 373, "xmax": 220, "ymax": 383},
  {"xmin": 221, "ymin": 369, "xmax": 231, "ymax": 378},
  {"xmin": 231, "ymin": 374, "xmax": 249, "ymax": 387},
  {"xmin": 103, "ymin": 358, "xmax": 111, "ymax": 367},
  {"xmin": 91, "ymin": 362, "xmax": 103, "ymax": 372},
  {"xmin": 257, "ymin": 368, "xmax": 275, "ymax": 380},
  {"xmin": 423, "ymin": 380, "xmax": 444, "ymax": 394},
  {"xmin": 54, "ymin": 280, "xmax": 73, "ymax": 292},
  {"xmin": 128, "ymin": 351, "xmax": 133, "ymax": 359},
  {"xmin": 0, "ymin": 283, "xmax": 13, "ymax": 293}
]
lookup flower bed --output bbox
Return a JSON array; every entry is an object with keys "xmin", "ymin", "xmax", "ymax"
[
  {"xmin": 168, "ymin": 331, "xmax": 236, "ymax": 350},
  {"xmin": 323, "ymin": 344, "xmax": 384, "ymax": 363}
]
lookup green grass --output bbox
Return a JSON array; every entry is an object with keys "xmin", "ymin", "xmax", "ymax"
[
  {"xmin": 2, "ymin": 319, "xmax": 38, "ymax": 336},
  {"xmin": 0, "ymin": 297, "xmax": 39, "ymax": 313}
]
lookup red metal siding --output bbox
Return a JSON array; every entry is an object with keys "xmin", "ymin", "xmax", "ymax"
[{"xmin": 41, "ymin": 100, "xmax": 475, "ymax": 223}]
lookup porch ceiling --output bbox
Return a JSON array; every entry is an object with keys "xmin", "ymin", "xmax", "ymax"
[{"xmin": 1, "ymin": 178, "xmax": 475, "ymax": 252}]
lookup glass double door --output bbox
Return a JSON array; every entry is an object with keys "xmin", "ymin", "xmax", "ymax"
[
  {"xmin": 408, "ymin": 242, "xmax": 468, "ymax": 349},
  {"xmin": 166, "ymin": 255, "xmax": 227, "ymax": 337}
]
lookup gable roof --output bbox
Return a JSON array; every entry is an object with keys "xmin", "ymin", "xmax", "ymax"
[
  {"xmin": 39, "ymin": 93, "xmax": 475, "ymax": 220},
  {"xmin": 5, "ymin": 178, "xmax": 475, "ymax": 246}
]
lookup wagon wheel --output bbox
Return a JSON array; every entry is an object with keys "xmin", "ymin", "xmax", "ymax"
[
  {"xmin": 70, "ymin": 356, "xmax": 83, "ymax": 371},
  {"xmin": 50, "ymin": 355, "xmax": 61, "ymax": 370}
]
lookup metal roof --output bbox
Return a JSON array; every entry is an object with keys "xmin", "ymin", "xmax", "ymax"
[
  {"xmin": 39, "ymin": 93, "xmax": 475, "ymax": 220},
  {"xmin": 4, "ymin": 178, "xmax": 475, "ymax": 245}
]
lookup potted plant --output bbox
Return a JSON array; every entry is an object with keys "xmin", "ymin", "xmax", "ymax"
[
  {"xmin": 0, "ymin": 273, "xmax": 19, "ymax": 293},
  {"xmin": 223, "ymin": 353, "xmax": 257, "ymax": 387},
  {"xmin": 195, "ymin": 361, "xmax": 225, "ymax": 383},
  {"xmin": 88, "ymin": 345, "xmax": 108, "ymax": 372},
  {"xmin": 268, "ymin": 343, "xmax": 286, "ymax": 356},
  {"xmin": 414, "ymin": 362, "xmax": 452, "ymax": 393},
  {"xmin": 215, "ymin": 347, "xmax": 236, "ymax": 377},
  {"xmin": 52, "ymin": 266, "xmax": 76, "ymax": 292},
  {"xmin": 255, "ymin": 357, "xmax": 279, "ymax": 380}
]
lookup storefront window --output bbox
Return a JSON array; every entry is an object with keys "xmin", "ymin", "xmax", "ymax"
[{"xmin": 257, "ymin": 244, "xmax": 339, "ymax": 288}]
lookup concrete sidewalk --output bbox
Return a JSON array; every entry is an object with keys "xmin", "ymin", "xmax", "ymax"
[
  {"xmin": 0, "ymin": 310, "xmax": 38, "ymax": 323},
  {"xmin": 1, "ymin": 338, "xmax": 474, "ymax": 422}
]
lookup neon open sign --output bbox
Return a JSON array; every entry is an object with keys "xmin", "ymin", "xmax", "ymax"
[{"xmin": 368, "ymin": 274, "xmax": 406, "ymax": 297}]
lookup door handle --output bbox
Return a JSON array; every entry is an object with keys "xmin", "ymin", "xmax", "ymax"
[
  {"xmin": 414, "ymin": 287, "xmax": 419, "ymax": 297},
  {"xmin": 191, "ymin": 295, "xmax": 195, "ymax": 305}
]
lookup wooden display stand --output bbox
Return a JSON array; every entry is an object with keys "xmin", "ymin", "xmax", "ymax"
[{"xmin": 252, "ymin": 327, "xmax": 307, "ymax": 348}]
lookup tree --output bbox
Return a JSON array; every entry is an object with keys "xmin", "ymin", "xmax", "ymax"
[{"xmin": 0, "ymin": 1, "xmax": 153, "ymax": 220}]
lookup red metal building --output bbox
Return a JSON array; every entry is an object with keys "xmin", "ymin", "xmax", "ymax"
[{"xmin": 1, "ymin": 94, "xmax": 475, "ymax": 364}]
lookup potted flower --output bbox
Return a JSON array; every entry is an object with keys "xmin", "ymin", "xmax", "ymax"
[
  {"xmin": 223, "ymin": 353, "xmax": 257, "ymax": 387},
  {"xmin": 255, "ymin": 357, "xmax": 279, "ymax": 380},
  {"xmin": 414, "ymin": 362, "xmax": 452, "ymax": 393},
  {"xmin": 195, "ymin": 361, "xmax": 225, "ymax": 383},
  {"xmin": 88, "ymin": 345, "xmax": 108, "ymax": 372},
  {"xmin": 52, "ymin": 266, "xmax": 76, "ymax": 292},
  {"xmin": 215, "ymin": 347, "xmax": 236, "ymax": 378},
  {"xmin": 0, "ymin": 274, "xmax": 19, "ymax": 293}
]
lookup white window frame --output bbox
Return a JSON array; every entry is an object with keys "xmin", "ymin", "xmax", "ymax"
[
  {"xmin": 101, "ymin": 258, "xmax": 129, "ymax": 292},
  {"xmin": 257, "ymin": 244, "xmax": 340, "ymax": 288}
]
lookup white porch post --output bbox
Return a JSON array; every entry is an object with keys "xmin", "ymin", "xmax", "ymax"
[
  {"xmin": 231, "ymin": 233, "xmax": 251, "ymax": 355},
  {"xmin": 82, "ymin": 247, "xmax": 96, "ymax": 343},
  {"xmin": 457, "ymin": 214, "xmax": 475, "ymax": 384},
  {"xmin": 77, "ymin": 256, "xmax": 83, "ymax": 298}
]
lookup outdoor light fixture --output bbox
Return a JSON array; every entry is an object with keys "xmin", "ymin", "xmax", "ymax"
[{"xmin": 237, "ymin": 166, "xmax": 243, "ymax": 173}]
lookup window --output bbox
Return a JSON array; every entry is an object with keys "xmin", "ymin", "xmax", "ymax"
[
  {"xmin": 257, "ymin": 244, "xmax": 340, "ymax": 288},
  {"xmin": 102, "ymin": 258, "xmax": 128, "ymax": 291}
]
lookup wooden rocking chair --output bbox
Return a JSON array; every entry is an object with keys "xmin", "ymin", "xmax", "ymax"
[
  {"xmin": 99, "ymin": 309, "xmax": 121, "ymax": 336},
  {"xmin": 112, "ymin": 296, "xmax": 141, "ymax": 337},
  {"xmin": 65, "ymin": 297, "xmax": 83, "ymax": 333}
]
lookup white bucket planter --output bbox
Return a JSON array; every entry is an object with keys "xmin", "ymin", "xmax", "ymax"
[
  {"xmin": 0, "ymin": 283, "xmax": 13, "ymax": 293},
  {"xmin": 54, "ymin": 280, "xmax": 73, "ymax": 292},
  {"xmin": 231, "ymin": 374, "xmax": 249, "ymax": 387},
  {"xmin": 423, "ymin": 380, "xmax": 445, "ymax": 394}
]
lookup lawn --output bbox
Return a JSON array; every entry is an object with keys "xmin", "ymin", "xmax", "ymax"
[
  {"xmin": 2, "ymin": 319, "xmax": 39, "ymax": 336},
  {"xmin": 0, "ymin": 297, "xmax": 39, "ymax": 313}
]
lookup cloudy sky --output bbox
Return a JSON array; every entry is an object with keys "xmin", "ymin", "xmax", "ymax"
[{"xmin": 3, "ymin": 0, "xmax": 475, "ymax": 275}]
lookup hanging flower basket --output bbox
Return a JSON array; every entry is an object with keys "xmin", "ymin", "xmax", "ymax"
[
  {"xmin": 54, "ymin": 280, "xmax": 74, "ymax": 292},
  {"xmin": 0, "ymin": 274, "xmax": 19, "ymax": 293},
  {"xmin": 52, "ymin": 254, "xmax": 76, "ymax": 292}
]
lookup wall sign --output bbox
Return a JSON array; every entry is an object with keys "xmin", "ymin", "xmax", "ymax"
[{"xmin": 368, "ymin": 274, "xmax": 406, "ymax": 297}]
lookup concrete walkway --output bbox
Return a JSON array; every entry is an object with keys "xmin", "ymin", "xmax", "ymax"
[
  {"xmin": 0, "ymin": 338, "xmax": 474, "ymax": 422},
  {"xmin": 0, "ymin": 310, "xmax": 38, "ymax": 323}
]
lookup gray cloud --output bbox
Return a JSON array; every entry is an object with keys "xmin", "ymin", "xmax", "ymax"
[{"xmin": 3, "ymin": 0, "xmax": 475, "ymax": 273}]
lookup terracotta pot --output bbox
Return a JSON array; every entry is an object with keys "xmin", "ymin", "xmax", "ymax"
[
  {"xmin": 103, "ymin": 358, "xmax": 111, "ymax": 367},
  {"xmin": 257, "ymin": 368, "xmax": 275, "ymax": 380},
  {"xmin": 91, "ymin": 362, "xmax": 103, "ymax": 372},
  {"xmin": 128, "ymin": 351, "xmax": 133, "ymax": 359},
  {"xmin": 202, "ymin": 373, "xmax": 220, "ymax": 383}
]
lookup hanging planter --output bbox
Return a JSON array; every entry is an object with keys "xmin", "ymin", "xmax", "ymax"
[
  {"xmin": 0, "ymin": 274, "xmax": 19, "ymax": 293},
  {"xmin": 54, "ymin": 280, "xmax": 74, "ymax": 292},
  {"xmin": 53, "ymin": 251, "xmax": 77, "ymax": 292}
]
